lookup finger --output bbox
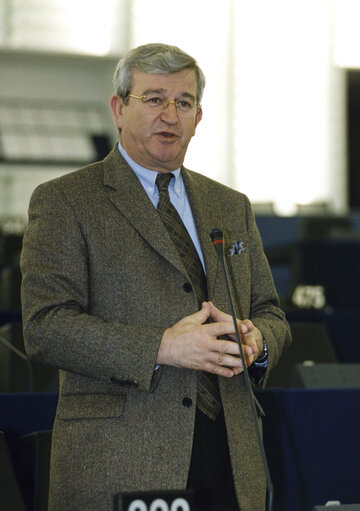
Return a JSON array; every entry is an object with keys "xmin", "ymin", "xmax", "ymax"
[
  {"xmin": 206, "ymin": 318, "xmax": 249, "ymax": 341},
  {"xmin": 209, "ymin": 303, "xmax": 251, "ymax": 335},
  {"xmin": 231, "ymin": 366, "xmax": 244, "ymax": 376},
  {"xmin": 188, "ymin": 301, "xmax": 211, "ymax": 324},
  {"xmin": 208, "ymin": 337, "xmax": 240, "ymax": 356},
  {"xmin": 211, "ymin": 340, "xmax": 254, "ymax": 366},
  {"xmin": 203, "ymin": 358, "xmax": 243, "ymax": 377},
  {"xmin": 241, "ymin": 336, "xmax": 258, "ymax": 358},
  {"xmin": 208, "ymin": 302, "xmax": 232, "ymax": 323},
  {"xmin": 241, "ymin": 326, "xmax": 263, "ymax": 356},
  {"xmin": 214, "ymin": 350, "xmax": 243, "ymax": 368},
  {"xmin": 211, "ymin": 365, "xmax": 242, "ymax": 378},
  {"xmin": 206, "ymin": 318, "xmax": 235, "ymax": 338},
  {"xmin": 240, "ymin": 319, "xmax": 254, "ymax": 332}
]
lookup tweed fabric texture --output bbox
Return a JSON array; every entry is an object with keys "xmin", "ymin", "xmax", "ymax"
[
  {"xmin": 20, "ymin": 145, "xmax": 291, "ymax": 511},
  {"xmin": 156, "ymin": 172, "xmax": 221, "ymax": 421}
]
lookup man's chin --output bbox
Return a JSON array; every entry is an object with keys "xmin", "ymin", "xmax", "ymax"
[{"xmin": 148, "ymin": 151, "xmax": 184, "ymax": 171}]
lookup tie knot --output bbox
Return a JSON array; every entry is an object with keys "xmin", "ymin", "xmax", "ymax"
[{"xmin": 156, "ymin": 173, "xmax": 174, "ymax": 193}]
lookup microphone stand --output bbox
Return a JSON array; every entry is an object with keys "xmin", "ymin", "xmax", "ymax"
[{"xmin": 210, "ymin": 228, "xmax": 273, "ymax": 511}]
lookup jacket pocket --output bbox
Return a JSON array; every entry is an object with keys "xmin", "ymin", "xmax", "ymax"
[{"xmin": 57, "ymin": 393, "xmax": 126, "ymax": 420}]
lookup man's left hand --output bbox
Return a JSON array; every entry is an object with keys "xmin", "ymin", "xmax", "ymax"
[{"xmin": 208, "ymin": 301, "xmax": 264, "ymax": 368}]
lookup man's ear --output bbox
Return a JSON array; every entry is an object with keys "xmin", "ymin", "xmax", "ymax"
[
  {"xmin": 193, "ymin": 106, "xmax": 203, "ymax": 135},
  {"xmin": 110, "ymin": 94, "xmax": 125, "ymax": 130}
]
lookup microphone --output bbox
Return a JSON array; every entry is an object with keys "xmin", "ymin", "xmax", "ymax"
[
  {"xmin": 0, "ymin": 333, "xmax": 33, "ymax": 392},
  {"xmin": 210, "ymin": 228, "xmax": 274, "ymax": 511}
]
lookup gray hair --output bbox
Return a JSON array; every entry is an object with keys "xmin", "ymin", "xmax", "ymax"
[{"xmin": 113, "ymin": 43, "xmax": 206, "ymax": 105}]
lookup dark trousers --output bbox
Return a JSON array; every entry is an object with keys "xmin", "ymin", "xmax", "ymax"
[{"xmin": 187, "ymin": 408, "xmax": 239, "ymax": 511}]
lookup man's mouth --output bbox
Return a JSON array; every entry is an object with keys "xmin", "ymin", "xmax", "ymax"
[{"xmin": 156, "ymin": 131, "xmax": 178, "ymax": 140}]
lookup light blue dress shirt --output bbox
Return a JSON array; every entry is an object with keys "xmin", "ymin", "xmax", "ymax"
[{"xmin": 117, "ymin": 142, "xmax": 205, "ymax": 271}]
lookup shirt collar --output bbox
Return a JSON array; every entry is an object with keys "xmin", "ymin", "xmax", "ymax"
[{"xmin": 117, "ymin": 142, "xmax": 182, "ymax": 197}]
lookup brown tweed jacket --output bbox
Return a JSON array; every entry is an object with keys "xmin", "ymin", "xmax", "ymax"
[{"xmin": 21, "ymin": 145, "xmax": 291, "ymax": 511}]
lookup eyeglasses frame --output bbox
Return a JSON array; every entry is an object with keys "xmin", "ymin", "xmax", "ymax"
[{"xmin": 126, "ymin": 94, "xmax": 200, "ymax": 116}]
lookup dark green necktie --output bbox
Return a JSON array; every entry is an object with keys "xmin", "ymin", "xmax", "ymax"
[{"xmin": 156, "ymin": 172, "xmax": 221, "ymax": 421}]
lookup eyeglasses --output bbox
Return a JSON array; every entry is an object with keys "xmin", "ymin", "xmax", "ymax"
[{"xmin": 127, "ymin": 94, "xmax": 199, "ymax": 116}]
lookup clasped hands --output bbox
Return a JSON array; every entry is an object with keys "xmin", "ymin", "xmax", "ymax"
[{"xmin": 157, "ymin": 301, "xmax": 264, "ymax": 377}]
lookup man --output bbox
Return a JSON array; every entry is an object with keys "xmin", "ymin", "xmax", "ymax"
[{"xmin": 21, "ymin": 43, "xmax": 291, "ymax": 511}]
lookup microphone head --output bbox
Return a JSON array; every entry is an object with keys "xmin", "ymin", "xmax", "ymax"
[{"xmin": 210, "ymin": 228, "xmax": 224, "ymax": 244}]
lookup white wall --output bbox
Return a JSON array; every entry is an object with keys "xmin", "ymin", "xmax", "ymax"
[{"xmin": 130, "ymin": 0, "xmax": 348, "ymax": 215}]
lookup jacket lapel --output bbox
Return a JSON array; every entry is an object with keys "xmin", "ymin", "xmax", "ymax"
[{"xmin": 102, "ymin": 146, "xmax": 188, "ymax": 278}]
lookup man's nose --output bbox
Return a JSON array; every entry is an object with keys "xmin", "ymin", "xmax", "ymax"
[{"xmin": 160, "ymin": 100, "xmax": 179, "ymax": 121}]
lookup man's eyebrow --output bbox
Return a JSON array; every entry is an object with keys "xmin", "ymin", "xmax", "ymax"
[
  {"xmin": 180, "ymin": 92, "xmax": 196, "ymax": 102},
  {"xmin": 142, "ymin": 88, "xmax": 166, "ymax": 96},
  {"xmin": 142, "ymin": 88, "xmax": 196, "ymax": 101}
]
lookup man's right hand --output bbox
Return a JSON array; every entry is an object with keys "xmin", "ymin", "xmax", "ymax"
[{"xmin": 156, "ymin": 302, "xmax": 251, "ymax": 377}]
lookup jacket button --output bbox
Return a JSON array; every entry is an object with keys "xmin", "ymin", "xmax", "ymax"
[
  {"xmin": 183, "ymin": 282, "xmax": 192, "ymax": 293},
  {"xmin": 182, "ymin": 397, "xmax": 193, "ymax": 408}
]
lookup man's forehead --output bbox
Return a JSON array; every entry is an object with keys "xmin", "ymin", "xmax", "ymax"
[{"xmin": 131, "ymin": 69, "xmax": 197, "ymax": 94}]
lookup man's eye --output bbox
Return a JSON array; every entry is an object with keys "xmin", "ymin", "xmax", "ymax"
[
  {"xmin": 145, "ymin": 96, "xmax": 163, "ymax": 105},
  {"xmin": 178, "ymin": 100, "xmax": 191, "ymax": 109}
]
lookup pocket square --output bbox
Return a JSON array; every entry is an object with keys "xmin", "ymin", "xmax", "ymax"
[{"xmin": 228, "ymin": 240, "xmax": 246, "ymax": 256}]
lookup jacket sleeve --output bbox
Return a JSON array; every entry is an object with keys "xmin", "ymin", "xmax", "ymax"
[
  {"xmin": 243, "ymin": 195, "xmax": 292, "ymax": 387},
  {"xmin": 21, "ymin": 181, "xmax": 163, "ymax": 392}
]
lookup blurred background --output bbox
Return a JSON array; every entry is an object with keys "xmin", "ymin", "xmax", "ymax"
[
  {"xmin": 1, "ymin": 1, "xmax": 360, "ymax": 510},
  {"xmin": 1, "ymin": 0, "xmax": 360, "ymax": 217},
  {"xmin": 1, "ymin": 0, "xmax": 360, "ymax": 343}
]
